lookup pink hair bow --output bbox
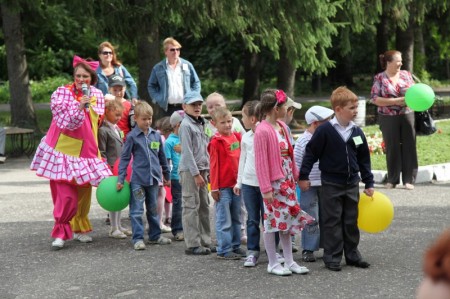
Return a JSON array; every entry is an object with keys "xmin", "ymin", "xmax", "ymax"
[
  {"xmin": 275, "ymin": 90, "xmax": 287, "ymax": 106},
  {"xmin": 73, "ymin": 55, "xmax": 99, "ymax": 71}
]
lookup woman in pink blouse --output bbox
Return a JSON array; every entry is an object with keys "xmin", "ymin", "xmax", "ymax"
[{"xmin": 370, "ymin": 50, "xmax": 417, "ymax": 190}]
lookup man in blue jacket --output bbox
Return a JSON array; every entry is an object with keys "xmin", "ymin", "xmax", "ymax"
[{"xmin": 148, "ymin": 37, "xmax": 201, "ymax": 117}]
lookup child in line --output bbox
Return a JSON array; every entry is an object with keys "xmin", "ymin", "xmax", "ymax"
[
  {"xmin": 294, "ymin": 105, "xmax": 334, "ymax": 262},
  {"xmin": 104, "ymin": 74, "xmax": 134, "ymax": 225},
  {"xmin": 155, "ymin": 117, "xmax": 173, "ymax": 233},
  {"xmin": 205, "ymin": 92, "xmax": 247, "ymax": 244},
  {"xmin": 299, "ymin": 86, "xmax": 374, "ymax": 271},
  {"xmin": 234, "ymin": 100, "xmax": 265, "ymax": 266},
  {"xmin": 254, "ymin": 89, "xmax": 313, "ymax": 276},
  {"xmin": 98, "ymin": 99, "xmax": 132, "ymax": 239},
  {"xmin": 117, "ymin": 101, "xmax": 172, "ymax": 250},
  {"xmin": 208, "ymin": 107, "xmax": 244, "ymax": 259},
  {"xmin": 164, "ymin": 110, "xmax": 185, "ymax": 241},
  {"xmin": 179, "ymin": 91, "xmax": 214, "ymax": 255}
]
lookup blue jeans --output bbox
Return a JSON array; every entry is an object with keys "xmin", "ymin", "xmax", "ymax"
[
  {"xmin": 241, "ymin": 184, "xmax": 264, "ymax": 256},
  {"xmin": 215, "ymin": 188, "xmax": 241, "ymax": 255},
  {"xmin": 129, "ymin": 182, "xmax": 161, "ymax": 244},
  {"xmin": 300, "ymin": 186, "xmax": 321, "ymax": 251},
  {"xmin": 170, "ymin": 179, "xmax": 183, "ymax": 235}
]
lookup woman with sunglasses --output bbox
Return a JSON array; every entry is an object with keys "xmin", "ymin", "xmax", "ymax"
[
  {"xmin": 148, "ymin": 37, "xmax": 201, "ymax": 117},
  {"xmin": 96, "ymin": 41, "xmax": 138, "ymax": 104}
]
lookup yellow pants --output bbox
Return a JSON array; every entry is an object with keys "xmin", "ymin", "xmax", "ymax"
[{"xmin": 70, "ymin": 185, "xmax": 93, "ymax": 233}]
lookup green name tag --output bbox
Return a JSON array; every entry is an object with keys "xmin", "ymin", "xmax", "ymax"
[
  {"xmin": 150, "ymin": 141, "xmax": 160, "ymax": 150},
  {"xmin": 230, "ymin": 141, "xmax": 239, "ymax": 151},
  {"xmin": 353, "ymin": 136, "xmax": 363, "ymax": 146}
]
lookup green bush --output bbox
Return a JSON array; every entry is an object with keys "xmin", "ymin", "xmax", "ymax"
[
  {"xmin": 0, "ymin": 75, "xmax": 71, "ymax": 104},
  {"xmin": 201, "ymin": 78, "xmax": 244, "ymax": 99}
]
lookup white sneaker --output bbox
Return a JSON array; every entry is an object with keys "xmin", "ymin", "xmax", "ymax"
[
  {"xmin": 288, "ymin": 262, "xmax": 309, "ymax": 274},
  {"xmin": 73, "ymin": 233, "xmax": 93, "ymax": 243},
  {"xmin": 134, "ymin": 240, "xmax": 146, "ymax": 250},
  {"xmin": 160, "ymin": 224, "xmax": 172, "ymax": 233},
  {"xmin": 109, "ymin": 229, "xmax": 127, "ymax": 239},
  {"xmin": 52, "ymin": 238, "xmax": 64, "ymax": 249},
  {"xmin": 276, "ymin": 252, "xmax": 285, "ymax": 264}
]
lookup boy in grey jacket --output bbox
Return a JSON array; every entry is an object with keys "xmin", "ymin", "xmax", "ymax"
[{"xmin": 179, "ymin": 91, "xmax": 214, "ymax": 255}]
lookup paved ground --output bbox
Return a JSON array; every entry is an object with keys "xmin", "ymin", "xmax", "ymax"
[{"xmin": 0, "ymin": 157, "xmax": 449, "ymax": 299}]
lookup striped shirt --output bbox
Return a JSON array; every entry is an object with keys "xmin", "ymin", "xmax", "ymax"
[{"xmin": 294, "ymin": 130, "xmax": 321, "ymax": 186}]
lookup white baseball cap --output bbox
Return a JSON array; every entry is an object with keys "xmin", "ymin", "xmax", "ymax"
[
  {"xmin": 305, "ymin": 106, "xmax": 334, "ymax": 124},
  {"xmin": 286, "ymin": 97, "xmax": 302, "ymax": 109}
]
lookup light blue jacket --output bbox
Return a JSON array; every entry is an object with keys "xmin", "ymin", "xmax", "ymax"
[
  {"xmin": 147, "ymin": 58, "xmax": 201, "ymax": 112},
  {"xmin": 95, "ymin": 65, "xmax": 138, "ymax": 99}
]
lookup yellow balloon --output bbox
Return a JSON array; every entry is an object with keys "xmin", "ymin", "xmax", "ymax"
[
  {"xmin": 358, "ymin": 191, "xmax": 394, "ymax": 234},
  {"xmin": 208, "ymin": 183, "xmax": 211, "ymax": 192}
]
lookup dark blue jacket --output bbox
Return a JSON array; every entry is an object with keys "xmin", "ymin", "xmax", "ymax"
[
  {"xmin": 118, "ymin": 126, "xmax": 170, "ymax": 186},
  {"xmin": 299, "ymin": 122, "xmax": 374, "ymax": 189}
]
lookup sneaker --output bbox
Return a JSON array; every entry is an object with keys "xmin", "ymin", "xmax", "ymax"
[
  {"xmin": 134, "ymin": 240, "xmax": 146, "ymax": 250},
  {"xmin": 233, "ymin": 247, "xmax": 246, "ymax": 257},
  {"xmin": 185, "ymin": 246, "xmax": 211, "ymax": 255},
  {"xmin": 276, "ymin": 252, "xmax": 285, "ymax": 264},
  {"xmin": 244, "ymin": 255, "xmax": 258, "ymax": 267},
  {"xmin": 288, "ymin": 262, "xmax": 309, "ymax": 274},
  {"xmin": 52, "ymin": 238, "xmax": 64, "ymax": 250},
  {"xmin": 174, "ymin": 232, "xmax": 184, "ymax": 241},
  {"xmin": 148, "ymin": 236, "xmax": 172, "ymax": 245},
  {"xmin": 302, "ymin": 250, "xmax": 316, "ymax": 262},
  {"xmin": 119, "ymin": 227, "xmax": 132, "ymax": 236},
  {"xmin": 160, "ymin": 224, "xmax": 172, "ymax": 233},
  {"xmin": 73, "ymin": 233, "xmax": 92, "ymax": 243},
  {"xmin": 109, "ymin": 229, "xmax": 127, "ymax": 239},
  {"xmin": 217, "ymin": 252, "xmax": 241, "ymax": 260}
]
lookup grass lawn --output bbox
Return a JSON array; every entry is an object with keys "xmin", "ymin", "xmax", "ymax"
[
  {"xmin": 1, "ymin": 110, "xmax": 449, "ymax": 170},
  {"xmin": 362, "ymin": 120, "xmax": 450, "ymax": 170}
]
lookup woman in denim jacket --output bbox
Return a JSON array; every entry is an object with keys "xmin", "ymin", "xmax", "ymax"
[{"xmin": 96, "ymin": 41, "xmax": 138, "ymax": 103}]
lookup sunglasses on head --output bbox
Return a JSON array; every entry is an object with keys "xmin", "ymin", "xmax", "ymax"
[
  {"xmin": 101, "ymin": 51, "xmax": 113, "ymax": 55},
  {"xmin": 169, "ymin": 48, "xmax": 181, "ymax": 52}
]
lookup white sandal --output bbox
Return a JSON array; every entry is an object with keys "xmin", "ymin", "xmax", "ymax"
[
  {"xmin": 288, "ymin": 262, "xmax": 309, "ymax": 274},
  {"xmin": 267, "ymin": 263, "xmax": 292, "ymax": 276},
  {"xmin": 73, "ymin": 233, "xmax": 93, "ymax": 243}
]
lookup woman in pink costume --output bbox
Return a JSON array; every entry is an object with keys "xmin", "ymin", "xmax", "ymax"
[{"xmin": 31, "ymin": 57, "xmax": 111, "ymax": 250}]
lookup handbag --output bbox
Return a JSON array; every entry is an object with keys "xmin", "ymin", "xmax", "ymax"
[{"xmin": 415, "ymin": 110, "xmax": 436, "ymax": 136}]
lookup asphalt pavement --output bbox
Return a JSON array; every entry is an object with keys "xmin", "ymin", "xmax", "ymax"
[{"xmin": 0, "ymin": 157, "xmax": 449, "ymax": 299}]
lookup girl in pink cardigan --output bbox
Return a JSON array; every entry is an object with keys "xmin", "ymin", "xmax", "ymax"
[{"xmin": 254, "ymin": 89, "xmax": 313, "ymax": 276}]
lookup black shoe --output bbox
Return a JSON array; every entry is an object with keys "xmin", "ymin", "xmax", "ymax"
[
  {"xmin": 347, "ymin": 260, "xmax": 370, "ymax": 268},
  {"xmin": 185, "ymin": 246, "xmax": 211, "ymax": 255},
  {"xmin": 325, "ymin": 263, "xmax": 342, "ymax": 271},
  {"xmin": 302, "ymin": 250, "xmax": 316, "ymax": 262},
  {"xmin": 203, "ymin": 245, "xmax": 217, "ymax": 253}
]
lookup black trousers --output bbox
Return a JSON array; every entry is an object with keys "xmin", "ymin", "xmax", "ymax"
[
  {"xmin": 320, "ymin": 181, "xmax": 362, "ymax": 265},
  {"xmin": 378, "ymin": 113, "xmax": 418, "ymax": 185}
]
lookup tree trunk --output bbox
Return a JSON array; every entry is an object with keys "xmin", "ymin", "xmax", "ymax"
[
  {"xmin": 396, "ymin": 20, "xmax": 414, "ymax": 72},
  {"xmin": 376, "ymin": 12, "xmax": 389, "ymax": 73},
  {"xmin": 276, "ymin": 45, "xmax": 296, "ymax": 98},
  {"xmin": 1, "ymin": 3, "xmax": 38, "ymax": 131},
  {"xmin": 242, "ymin": 50, "xmax": 262, "ymax": 106}
]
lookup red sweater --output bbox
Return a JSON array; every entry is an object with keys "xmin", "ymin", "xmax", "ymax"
[{"xmin": 208, "ymin": 132, "xmax": 241, "ymax": 191}]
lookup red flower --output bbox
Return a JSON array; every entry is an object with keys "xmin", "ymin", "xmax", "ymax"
[
  {"xmin": 274, "ymin": 210, "xmax": 280, "ymax": 218},
  {"xmin": 270, "ymin": 218, "xmax": 277, "ymax": 228},
  {"xmin": 278, "ymin": 222, "xmax": 287, "ymax": 230},
  {"xmin": 267, "ymin": 204, "xmax": 273, "ymax": 212},
  {"xmin": 279, "ymin": 202, "xmax": 287, "ymax": 209},
  {"xmin": 289, "ymin": 204, "xmax": 300, "ymax": 216},
  {"xmin": 263, "ymin": 213, "xmax": 268, "ymax": 220},
  {"xmin": 288, "ymin": 193, "xmax": 296, "ymax": 201},
  {"xmin": 272, "ymin": 199, "xmax": 281, "ymax": 209}
]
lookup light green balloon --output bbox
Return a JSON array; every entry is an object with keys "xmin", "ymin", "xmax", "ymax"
[
  {"xmin": 96, "ymin": 176, "xmax": 130, "ymax": 211},
  {"xmin": 405, "ymin": 83, "xmax": 435, "ymax": 112}
]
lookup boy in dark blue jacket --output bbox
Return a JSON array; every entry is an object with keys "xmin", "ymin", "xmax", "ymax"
[{"xmin": 299, "ymin": 86, "xmax": 374, "ymax": 271}]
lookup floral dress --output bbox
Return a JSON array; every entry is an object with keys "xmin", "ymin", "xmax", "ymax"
[{"xmin": 263, "ymin": 129, "xmax": 314, "ymax": 234}]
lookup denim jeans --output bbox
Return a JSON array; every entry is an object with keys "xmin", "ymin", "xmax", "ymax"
[
  {"xmin": 300, "ymin": 186, "xmax": 321, "ymax": 251},
  {"xmin": 170, "ymin": 179, "xmax": 183, "ymax": 235},
  {"xmin": 215, "ymin": 188, "xmax": 241, "ymax": 255},
  {"xmin": 129, "ymin": 182, "xmax": 161, "ymax": 244},
  {"xmin": 241, "ymin": 184, "xmax": 264, "ymax": 256}
]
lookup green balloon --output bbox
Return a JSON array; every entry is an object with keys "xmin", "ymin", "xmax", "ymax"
[
  {"xmin": 96, "ymin": 176, "xmax": 130, "ymax": 211},
  {"xmin": 405, "ymin": 83, "xmax": 435, "ymax": 112}
]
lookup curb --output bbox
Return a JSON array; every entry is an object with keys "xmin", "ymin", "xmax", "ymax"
[{"xmin": 372, "ymin": 163, "xmax": 450, "ymax": 184}]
